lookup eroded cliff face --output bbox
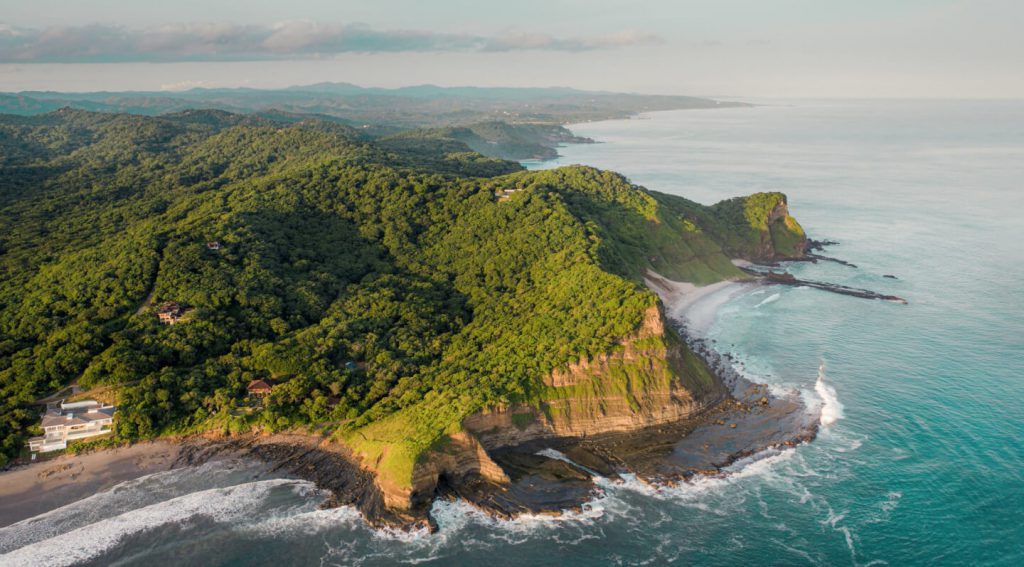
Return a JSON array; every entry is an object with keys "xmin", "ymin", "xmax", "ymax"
[
  {"xmin": 764, "ymin": 199, "xmax": 808, "ymax": 260},
  {"xmin": 463, "ymin": 305, "xmax": 725, "ymax": 449},
  {"xmin": 407, "ymin": 431, "xmax": 509, "ymax": 510},
  {"xmin": 708, "ymin": 192, "xmax": 808, "ymax": 262}
]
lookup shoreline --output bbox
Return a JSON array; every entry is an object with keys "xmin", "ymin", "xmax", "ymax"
[
  {"xmin": 643, "ymin": 269, "xmax": 747, "ymax": 324},
  {"xmin": 0, "ymin": 272, "xmax": 818, "ymax": 534},
  {"xmin": 0, "ymin": 441, "xmax": 183, "ymax": 528}
]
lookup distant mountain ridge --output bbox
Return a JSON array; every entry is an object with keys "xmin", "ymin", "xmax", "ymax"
[{"xmin": 0, "ymin": 83, "xmax": 749, "ymax": 129}]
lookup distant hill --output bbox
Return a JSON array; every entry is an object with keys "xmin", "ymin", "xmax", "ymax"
[
  {"xmin": 380, "ymin": 121, "xmax": 595, "ymax": 161},
  {"xmin": 0, "ymin": 83, "xmax": 749, "ymax": 129}
]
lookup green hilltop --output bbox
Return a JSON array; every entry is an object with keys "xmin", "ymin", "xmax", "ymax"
[{"xmin": 0, "ymin": 109, "xmax": 804, "ymax": 488}]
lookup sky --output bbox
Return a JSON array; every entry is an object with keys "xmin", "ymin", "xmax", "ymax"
[{"xmin": 0, "ymin": 0, "xmax": 1021, "ymax": 98}]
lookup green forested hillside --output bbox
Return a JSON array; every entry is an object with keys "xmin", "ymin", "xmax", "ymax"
[
  {"xmin": 381, "ymin": 122, "xmax": 593, "ymax": 161},
  {"xmin": 0, "ymin": 109, "xmax": 802, "ymax": 475}
]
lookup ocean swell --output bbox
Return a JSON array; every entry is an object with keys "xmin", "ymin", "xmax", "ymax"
[{"xmin": 0, "ymin": 478, "xmax": 319, "ymax": 567}]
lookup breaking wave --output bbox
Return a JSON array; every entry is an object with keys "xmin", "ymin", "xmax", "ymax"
[
  {"xmin": 815, "ymin": 361, "xmax": 844, "ymax": 426},
  {"xmin": 0, "ymin": 478, "xmax": 317, "ymax": 567},
  {"xmin": 755, "ymin": 292, "xmax": 781, "ymax": 308}
]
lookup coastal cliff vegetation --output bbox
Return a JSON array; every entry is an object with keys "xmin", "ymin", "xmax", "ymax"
[{"xmin": 0, "ymin": 109, "xmax": 804, "ymax": 498}]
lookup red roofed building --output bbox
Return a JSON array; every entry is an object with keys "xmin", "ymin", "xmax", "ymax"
[{"xmin": 246, "ymin": 380, "xmax": 273, "ymax": 397}]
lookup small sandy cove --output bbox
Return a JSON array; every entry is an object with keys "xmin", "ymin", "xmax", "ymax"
[
  {"xmin": 0, "ymin": 441, "xmax": 180, "ymax": 527},
  {"xmin": 643, "ymin": 269, "xmax": 741, "ymax": 322}
]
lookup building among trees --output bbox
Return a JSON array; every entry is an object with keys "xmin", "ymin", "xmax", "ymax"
[
  {"xmin": 246, "ymin": 380, "xmax": 273, "ymax": 398},
  {"xmin": 28, "ymin": 400, "xmax": 115, "ymax": 452},
  {"xmin": 157, "ymin": 301, "xmax": 185, "ymax": 325}
]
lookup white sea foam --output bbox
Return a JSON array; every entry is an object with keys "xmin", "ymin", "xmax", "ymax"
[
  {"xmin": 539, "ymin": 446, "xmax": 798, "ymax": 510},
  {"xmin": 727, "ymin": 355, "xmax": 796, "ymax": 400},
  {"xmin": 815, "ymin": 361, "xmax": 844, "ymax": 426},
  {"xmin": 755, "ymin": 292, "xmax": 781, "ymax": 308},
  {"xmin": 534, "ymin": 448, "xmax": 604, "ymax": 477},
  {"xmin": 426, "ymin": 492, "xmax": 610, "ymax": 550},
  {"xmin": 1, "ymin": 459, "xmax": 268, "ymax": 547},
  {"xmin": 0, "ymin": 459, "xmax": 281, "ymax": 556},
  {"xmin": 318, "ymin": 438, "xmax": 812, "ymax": 563},
  {"xmin": 239, "ymin": 494, "xmax": 361, "ymax": 537},
  {"xmin": 880, "ymin": 491, "xmax": 902, "ymax": 513},
  {"xmin": 0, "ymin": 478, "xmax": 312, "ymax": 567}
]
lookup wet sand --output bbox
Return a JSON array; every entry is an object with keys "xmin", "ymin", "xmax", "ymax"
[
  {"xmin": 643, "ymin": 269, "xmax": 740, "ymax": 322},
  {"xmin": 0, "ymin": 442, "xmax": 181, "ymax": 527}
]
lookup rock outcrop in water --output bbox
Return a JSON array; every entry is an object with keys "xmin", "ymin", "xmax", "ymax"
[{"xmin": 739, "ymin": 268, "xmax": 909, "ymax": 304}]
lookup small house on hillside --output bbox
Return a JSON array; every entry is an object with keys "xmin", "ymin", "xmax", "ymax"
[
  {"xmin": 157, "ymin": 301, "xmax": 185, "ymax": 325},
  {"xmin": 246, "ymin": 379, "xmax": 273, "ymax": 398},
  {"xmin": 206, "ymin": 241, "xmax": 222, "ymax": 251},
  {"xmin": 496, "ymin": 188, "xmax": 518, "ymax": 201}
]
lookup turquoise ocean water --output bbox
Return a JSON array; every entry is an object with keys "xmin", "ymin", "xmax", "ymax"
[{"xmin": 2, "ymin": 100, "xmax": 1022, "ymax": 565}]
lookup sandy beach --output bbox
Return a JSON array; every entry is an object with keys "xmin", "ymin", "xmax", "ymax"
[
  {"xmin": 0, "ymin": 441, "xmax": 181, "ymax": 527},
  {"xmin": 643, "ymin": 269, "xmax": 748, "ymax": 324}
]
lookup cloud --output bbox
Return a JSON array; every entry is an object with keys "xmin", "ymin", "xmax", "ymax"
[{"xmin": 0, "ymin": 21, "xmax": 661, "ymax": 63}]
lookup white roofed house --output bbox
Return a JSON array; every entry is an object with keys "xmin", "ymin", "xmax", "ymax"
[{"xmin": 28, "ymin": 400, "xmax": 116, "ymax": 453}]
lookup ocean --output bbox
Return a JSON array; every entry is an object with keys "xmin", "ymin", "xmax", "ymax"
[{"xmin": 3, "ymin": 99, "xmax": 1023, "ymax": 566}]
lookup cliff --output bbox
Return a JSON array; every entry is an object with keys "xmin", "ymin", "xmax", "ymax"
[
  {"xmin": 381, "ymin": 431, "xmax": 510, "ymax": 513},
  {"xmin": 359, "ymin": 304, "xmax": 727, "ymax": 514},
  {"xmin": 707, "ymin": 192, "xmax": 808, "ymax": 261},
  {"xmin": 463, "ymin": 305, "xmax": 724, "ymax": 447}
]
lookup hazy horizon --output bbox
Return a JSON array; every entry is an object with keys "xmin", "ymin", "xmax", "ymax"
[
  {"xmin": 5, "ymin": 77, "xmax": 1024, "ymax": 102},
  {"xmin": 2, "ymin": 0, "xmax": 1022, "ymax": 98}
]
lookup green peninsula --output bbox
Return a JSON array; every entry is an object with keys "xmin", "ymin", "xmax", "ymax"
[{"xmin": 0, "ymin": 109, "xmax": 805, "ymax": 509}]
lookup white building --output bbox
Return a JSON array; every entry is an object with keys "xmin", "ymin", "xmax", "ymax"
[{"xmin": 28, "ymin": 400, "xmax": 115, "ymax": 453}]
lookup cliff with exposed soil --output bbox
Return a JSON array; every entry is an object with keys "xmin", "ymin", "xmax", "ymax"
[
  {"xmin": 363, "ymin": 304, "xmax": 729, "ymax": 515},
  {"xmin": 708, "ymin": 192, "xmax": 808, "ymax": 261},
  {"xmin": 462, "ymin": 306, "xmax": 725, "ymax": 450}
]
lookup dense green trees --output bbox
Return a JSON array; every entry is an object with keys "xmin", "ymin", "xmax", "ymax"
[
  {"xmin": 381, "ymin": 122, "xmax": 592, "ymax": 161},
  {"xmin": 0, "ymin": 109, "xmax": 798, "ymax": 469}
]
